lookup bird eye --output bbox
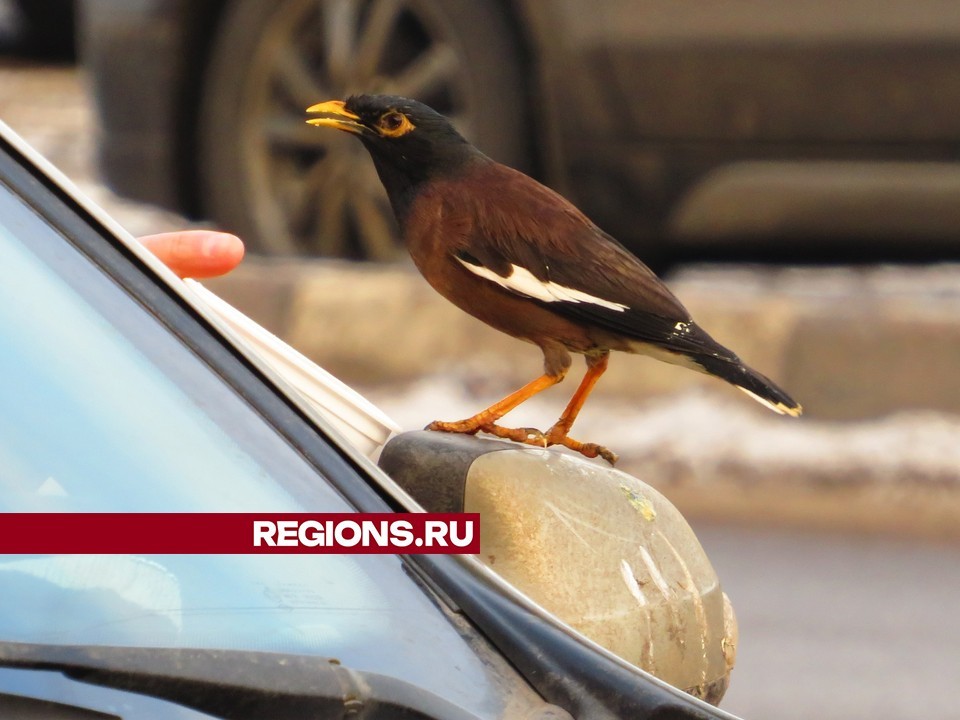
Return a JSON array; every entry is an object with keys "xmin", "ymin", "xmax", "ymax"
[
  {"xmin": 381, "ymin": 112, "xmax": 404, "ymax": 131},
  {"xmin": 377, "ymin": 111, "xmax": 416, "ymax": 137}
]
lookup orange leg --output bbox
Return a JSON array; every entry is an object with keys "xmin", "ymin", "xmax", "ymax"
[
  {"xmin": 545, "ymin": 353, "xmax": 618, "ymax": 465},
  {"xmin": 427, "ymin": 371, "xmax": 563, "ymax": 443}
]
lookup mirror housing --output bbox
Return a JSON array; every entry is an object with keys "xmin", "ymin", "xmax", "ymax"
[{"xmin": 380, "ymin": 431, "xmax": 737, "ymax": 704}]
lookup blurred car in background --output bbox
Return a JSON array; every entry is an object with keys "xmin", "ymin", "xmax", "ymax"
[
  {"xmin": 80, "ymin": 0, "xmax": 960, "ymax": 264},
  {"xmin": 1, "ymin": 0, "xmax": 75, "ymax": 59}
]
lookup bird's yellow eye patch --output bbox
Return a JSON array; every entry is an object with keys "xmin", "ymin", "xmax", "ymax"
[{"xmin": 378, "ymin": 111, "xmax": 416, "ymax": 138}]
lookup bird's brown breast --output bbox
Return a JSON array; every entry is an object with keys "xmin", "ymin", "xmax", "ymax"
[{"xmin": 403, "ymin": 180, "xmax": 601, "ymax": 355}]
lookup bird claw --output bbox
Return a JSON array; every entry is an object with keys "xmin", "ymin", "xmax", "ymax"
[
  {"xmin": 426, "ymin": 419, "xmax": 481, "ymax": 435},
  {"xmin": 427, "ymin": 420, "xmax": 547, "ymax": 445},
  {"xmin": 478, "ymin": 424, "xmax": 547, "ymax": 445},
  {"xmin": 479, "ymin": 424, "xmax": 617, "ymax": 464},
  {"xmin": 560, "ymin": 440, "xmax": 618, "ymax": 466},
  {"xmin": 426, "ymin": 420, "xmax": 616, "ymax": 465},
  {"xmin": 585, "ymin": 444, "xmax": 619, "ymax": 466},
  {"xmin": 545, "ymin": 425, "xmax": 618, "ymax": 465}
]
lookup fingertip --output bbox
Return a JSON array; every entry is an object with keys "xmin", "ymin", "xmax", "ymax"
[
  {"xmin": 202, "ymin": 232, "xmax": 245, "ymax": 266},
  {"xmin": 191, "ymin": 231, "xmax": 245, "ymax": 277},
  {"xmin": 201, "ymin": 231, "xmax": 242, "ymax": 257},
  {"xmin": 140, "ymin": 230, "xmax": 247, "ymax": 278}
]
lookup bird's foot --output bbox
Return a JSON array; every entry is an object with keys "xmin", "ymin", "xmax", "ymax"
[
  {"xmin": 427, "ymin": 418, "xmax": 616, "ymax": 464},
  {"xmin": 427, "ymin": 419, "xmax": 548, "ymax": 445},
  {"xmin": 545, "ymin": 425, "xmax": 618, "ymax": 465},
  {"xmin": 425, "ymin": 419, "xmax": 483, "ymax": 435},
  {"xmin": 478, "ymin": 423, "xmax": 547, "ymax": 446}
]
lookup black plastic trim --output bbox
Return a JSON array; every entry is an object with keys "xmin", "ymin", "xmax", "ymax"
[
  {"xmin": 379, "ymin": 431, "xmax": 520, "ymax": 512},
  {"xmin": 0, "ymin": 643, "xmax": 479, "ymax": 720}
]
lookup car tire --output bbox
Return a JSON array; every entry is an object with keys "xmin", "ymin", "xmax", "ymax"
[{"xmin": 198, "ymin": 0, "xmax": 529, "ymax": 259}]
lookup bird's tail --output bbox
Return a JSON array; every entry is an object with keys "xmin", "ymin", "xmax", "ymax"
[{"xmin": 695, "ymin": 354, "xmax": 802, "ymax": 417}]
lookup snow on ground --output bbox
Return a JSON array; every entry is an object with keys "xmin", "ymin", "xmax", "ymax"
[{"xmin": 364, "ymin": 376, "xmax": 960, "ymax": 489}]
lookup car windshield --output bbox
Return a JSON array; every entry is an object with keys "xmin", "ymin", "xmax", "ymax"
[{"xmin": 0, "ymin": 174, "xmax": 496, "ymax": 712}]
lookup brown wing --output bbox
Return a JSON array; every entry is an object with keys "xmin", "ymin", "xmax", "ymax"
[{"xmin": 441, "ymin": 163, "xmax": 737, "ymax": 360}]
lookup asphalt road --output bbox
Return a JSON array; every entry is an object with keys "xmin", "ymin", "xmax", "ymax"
[
  {"xmin": 2, "ymin": 51, "xmax": 959, "ymax": 720},
  {"xmin": 696, "ymin": 522, "xmax": 960, "ymax": 720}
]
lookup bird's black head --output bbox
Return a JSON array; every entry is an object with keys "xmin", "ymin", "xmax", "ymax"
[{"xmin": 307, "ymin": 95, "xmax": 485, "ymax": 222}]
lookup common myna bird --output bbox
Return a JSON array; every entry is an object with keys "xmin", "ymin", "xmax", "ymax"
[{"xmin": 307, "ymin": 95, "xmax": 801, "ymax": 464}]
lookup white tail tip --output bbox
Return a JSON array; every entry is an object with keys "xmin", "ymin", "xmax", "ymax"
[{"xmin": 737, "ymin": 386, "xmax": 803, "ymax": 417}]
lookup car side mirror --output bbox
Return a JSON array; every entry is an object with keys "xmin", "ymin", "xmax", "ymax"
[{"xmin": 379, "ymin": 431, "xmax": 737, "ymax": 705}]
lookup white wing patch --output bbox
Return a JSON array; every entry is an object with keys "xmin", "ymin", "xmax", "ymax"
[{"xmin": 457, "ymin": 258, "xmax": 628, "ymax": 312}]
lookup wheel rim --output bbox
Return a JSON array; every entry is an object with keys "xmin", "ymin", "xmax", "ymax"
[{"xmin": 239, "ymin": 0, "xmax": 476, "ymax": 258}]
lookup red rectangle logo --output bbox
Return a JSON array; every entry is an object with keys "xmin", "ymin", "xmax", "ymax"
[{"xmin": 0, "ymin": 513, "xmax": 479, "ymax": 554}]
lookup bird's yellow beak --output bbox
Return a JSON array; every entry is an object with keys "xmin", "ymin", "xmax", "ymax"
[{"xmin": 306, "ymin": 100, "xmax": 364, "ymax": 134}]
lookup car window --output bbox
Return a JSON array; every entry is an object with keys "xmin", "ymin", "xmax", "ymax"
[
  {"xmin": 0, "ymin": 188, "xmax": 336, "ymax": 514},
  {"xmin": 0, "ymin": 177, "xmax": 499, "ymax": 714}
]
